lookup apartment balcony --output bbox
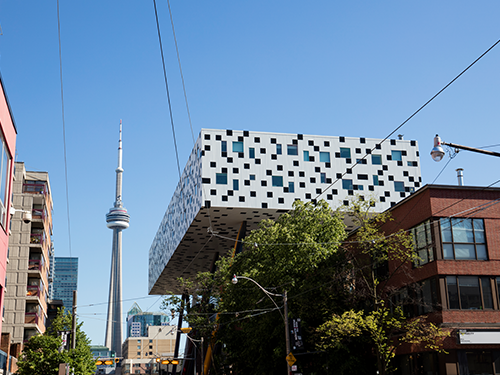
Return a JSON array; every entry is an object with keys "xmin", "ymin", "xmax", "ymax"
[
  {"xmin": 23, "ymin": 183, "xmax": 47, "ymax": 196},
  {"xmin": 31, "ymin": 209, "xmax": 45, "ymax": 221},
  {"xmin": 29, "ymin": 232, "xmax": 45, "ymax": 247},
  {"xmin": 24, "ymin": 312, "xmax": 40, "ymax": 325},
  {"xmin": 26, "ymin": 285, "xmax": 41, "ymax": 298},
  {"xmin": 28, "ymin": 259, "xmax": 44, "ymax": 272},
  {"xmin": 32, "ymin": 208, "xmax": 52, "ymax": 234}
]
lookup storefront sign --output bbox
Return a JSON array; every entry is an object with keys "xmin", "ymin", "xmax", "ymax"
[{"xmin": 459, "ymin": 330, "xmax": 500, "ymax": 344}]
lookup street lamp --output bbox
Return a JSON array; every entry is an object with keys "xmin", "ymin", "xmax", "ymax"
[
  {"xmin": 231, "ymin": 275, "xmax": 292, "ymax": 375},
  {"xmin": 431, "ymin": 134, "xmax": 500, "ymax": 162}
]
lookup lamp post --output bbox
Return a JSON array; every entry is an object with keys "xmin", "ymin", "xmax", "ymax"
[
  {"xmin": 231, "ymin": 275, "xmax": 292, "ymax": 375},
  {"xmin": 431, "ymin": 134, "xmax": 500, "ymax": 162}
]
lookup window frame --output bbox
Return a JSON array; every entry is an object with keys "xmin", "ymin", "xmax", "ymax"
[
  {"xmin": 371, "ymin": 154, "xmax": 382, "ymax": 165},
  {"xmin": 287, "ymin": 144, "xmax": 298, "ymax": 155},
  {"xmin": 446, "ymin": 275, "xmax": 493, "ymax": 310},
  {"xmin": 411, "ymin": 220, "xmax": 435, "ymax": 266},
  {"xmin": 215, "ymin": 173, "xmax": 227, "ymax": 185},
  {"xmin": 339, "ymin": 148, "xmax": 351, "ymax": 158},
  {"xmin": 440, "ymin": 218, "xmax": 487, "ymax": 260}
]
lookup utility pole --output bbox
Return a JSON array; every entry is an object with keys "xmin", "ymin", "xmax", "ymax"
[
  {"xmin": 201, "ymin": 337, "xmax": 204, "ymax": 375},
  {"xmin": 71, "ymin": 290, "xmax": 77, "ymax": 349},
  {"xmin": 171, "ymin": 294, "xmax": 187, "ymax": 375},
  {"xmin": 284, "ymin": 291, "xmax": 291, "ymax": 375}
]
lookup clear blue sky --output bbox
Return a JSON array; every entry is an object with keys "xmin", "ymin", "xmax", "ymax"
[{"xmin": 0, "ymin": 0, "xmax": 499, "ymax": 345}]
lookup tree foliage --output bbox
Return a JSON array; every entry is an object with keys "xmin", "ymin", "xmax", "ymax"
[
  {"xmin": 16, "ymin": 308, "xmax": 96, "ymax": 375},
  {"xmin": 317, "ymin": 197, "xmax": 449, "ymax": 375},
  {"xmin": 164, "ymin": 197, "xmax": 449, "ymax": 375},
  {"xmin": 164, "ymin": 200, "xmax": 349, "ymax": 374}
]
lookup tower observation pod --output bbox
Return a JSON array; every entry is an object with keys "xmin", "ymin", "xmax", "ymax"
[{"xmin": 105, "ymin": 120, "xmax": 130, "ymax": 357}]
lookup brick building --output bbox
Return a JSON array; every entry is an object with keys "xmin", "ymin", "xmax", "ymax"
[{"xmin": 381, "ymin": 184, "xmax": 500, "ymax": 375}]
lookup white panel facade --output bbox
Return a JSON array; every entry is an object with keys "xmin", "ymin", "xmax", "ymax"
[{"xmin": 148, "ymin": 129, "xmax": 421, "ymax": 294}]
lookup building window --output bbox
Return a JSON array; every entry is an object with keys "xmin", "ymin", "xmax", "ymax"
[
  {"xmin": 320, "ymin": 173, "xmax": 326, "ymax": 183},
  {"xmin": 465, "ymin": 351, "xmax": 498, "ymax": 375},
  {"xmin": 391, "ymin": 150, "xmax": 402, "ymax": 161},
  {"xmin": 288, "ymin": 182, "xmax": 294, "ymax": 193},
  {"xmin": 287, "ymin": 145, "xmax": 298, "ymax": 155},
  {"xmin": 446, "ymin": 276, "xmax": 493, "ymax": 310},
  {"xmin": 0, "ymin": 133, "xmax": 10, "ymax": 230},
  {"xmin": 221, "ymin": 141, "xmax": 227, "ymax": 153},
  {"xmin": 216, "ymin": 173, "xmax": 227, "ymax": 185},
  {"xmin": 440, "ymin": 218, "xmax": 487, "ymax": 260},
  {"xmin": 373, "ymin": 175, "xmax": 379, "ymax": 186},
  {"xmin": 233, "ymin": 179, "xmax": 239, "ymax": 191},
  {"xmin": 249, "ymin": 174, "xmax": 255, "ymax": 180},
  {"xmin": 272, "ymin": 176, "xmax": 283, "ymax": 187},
  {"xmin": 371, "ymin": 154, "xmax": 382, "ymax": 165},
  {"xmin": 320, "ymin": 152, "xmax": 330, "ymax": 163},
  {"xmin": 342, "ymin": 179, "xmax": 353, "ymax": 190},
  {"xmin": 232, "ymin": 141, "xmax": 243, "ymax": 153},
  {"xmin": 276, "ymin": 144, "xmax": 282, "ymax": 155},
  {"xmin": 411, "ymin": 220, "xmax": 434, "ymax": 266},
  {"xmin": 249, "ymin": 148, "xmax": 255, "ymax": 159},
  {"xmin": 340, "ymin": 148, "xmax": 351, "ymax": 158},
  {"xmin": 303, "ymin": 150, "xmax": 309, "ymax": 161},
  {"xmin": 394, "ymin": 181, "xmax": 404, "ymax": 192}
]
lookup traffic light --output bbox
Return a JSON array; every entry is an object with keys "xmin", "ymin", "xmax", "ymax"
[
  {"xmin": 95, "ymin": 359, "xmax": 114, "ymax": 365},
  {"xmin": 115, "ymin": 358, "xmax": 120, "ymax": 363},
  {"xmin": 156, "ymin": 358, "xmax": 179, "ymax": 365}
]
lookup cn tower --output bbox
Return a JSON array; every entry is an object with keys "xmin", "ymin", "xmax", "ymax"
[{"xmin": 105, "ymin": 120, "xmax": 130, "ymax": 356}]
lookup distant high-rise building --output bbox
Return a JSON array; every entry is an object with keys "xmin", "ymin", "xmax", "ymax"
[
  {"xmin": 121, "ymin": 325, "xmax": 177, "ymax": 375},
  {"xmin": 126, "ymin": 302, "xmax": 170, "ymax": 338},
  {"xmin": 4, "ymin": 162, "xmax": 53, "ymax": 343},
  {"xmin": 49, "ymin": 256, "xmax": 78, "ymax": 311},
  {"xmin": 105, "ymin": 122, "xmax": 130, "ymax": 357}
]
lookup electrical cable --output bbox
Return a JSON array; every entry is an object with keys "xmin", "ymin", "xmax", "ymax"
[
  {"xmin": 152, "ymin": 0, "xmax": 182, "ymax": 181},
  {"xmin": 166, "ymin": 0, "xmax": 195, "ymax": 145},
  {"xmin": 164, "ymin": 0, "xmax": 213, "ymax": 232},
  {"xmin": 315, "ymin": 37, "xmax": 500, "ymax": 201},
  {"xmin": 56, "ymin": 0, "xmax": 72, "ymax": 257}
]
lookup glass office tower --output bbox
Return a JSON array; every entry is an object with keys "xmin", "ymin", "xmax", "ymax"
[{"xmin": 50, "ymin": 257, "xmax": 78, "ymax": 310}]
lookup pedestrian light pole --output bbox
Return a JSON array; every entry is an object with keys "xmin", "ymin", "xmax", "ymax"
[{"xmin": 231, "ymin": 275, "xmax": 292, "ymax": 375}]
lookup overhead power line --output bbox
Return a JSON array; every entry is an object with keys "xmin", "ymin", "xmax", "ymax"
[
  {"xmin": 56, "ymin": 0, "xmax": 72, "ymax": 257},
  {"xmin": 315, "ymin": 37, "xmax": 500, "ymax": 201}
]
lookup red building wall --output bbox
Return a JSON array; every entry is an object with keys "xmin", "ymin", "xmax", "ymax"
[
  {"xmin": 380, "ymin": 185, "xmax": 500, "ymax": 363},
  {"xmin": 0, "ymin": 76, "xmax": 17, "ymax": 335}
]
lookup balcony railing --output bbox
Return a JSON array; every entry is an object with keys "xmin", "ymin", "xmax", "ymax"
[
  {"xmin": 30, "ymin": 233, "xmax": 45, "ymax": 246},
  {"xmin": 24, "ymin": 312, "xmax": 40, "ymax": 325},
  {"xmin": 26, "ymin": 285, "xmax": 40, "ymax": 297},
  {"xmin": 32, "ymin": 209, "xmax": 45, "ymax": 220},
  {"xmin": 28, "ymin": 259, "xmax": 43, "ymax": 272},
  {"xmin": 23, "ymin": 183, "xmax": 47, "ymax": 195}
]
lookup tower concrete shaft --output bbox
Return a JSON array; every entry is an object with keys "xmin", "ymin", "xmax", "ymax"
[{"xmin": 105, "ymin": 121, "xmax": 130, "ymax": 356}]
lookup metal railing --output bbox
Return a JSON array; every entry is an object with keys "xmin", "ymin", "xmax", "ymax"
[
  {"xmin": 23, "ymin": 183, "xmax": 47, "ymax": 195},
  {"xmin": 26, "ymin": 285, "xmax": 40, "ymax": 297},
  {"xmin": 28, "ymin": 259, "xmax": 43, "ymax": 272},
  {"xmin": 24, "ymin": 312, "xmax": 40, "ymax": 325}
]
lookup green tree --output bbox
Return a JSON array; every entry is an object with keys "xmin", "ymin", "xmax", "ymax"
[
  {"xmin": 164, "ymin": 200, "xmax": 350, "ymax": 375},
  {"xmin": 317, "ymin": 197, "xmax": 449, "ymax": 375},
  {"xmin": 16, "ymin": 308, "xmax": 96, "ymax": 375}
]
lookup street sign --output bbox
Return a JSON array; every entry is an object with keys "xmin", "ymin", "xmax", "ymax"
[{"xmin": 285, "ymin": 352, "xmax": 296, "ymax": 366}]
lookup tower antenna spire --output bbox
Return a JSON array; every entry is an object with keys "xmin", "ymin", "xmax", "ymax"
[{"xmin": 105, "ymin": 120, "xmax": 130, "ymax": 357}]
